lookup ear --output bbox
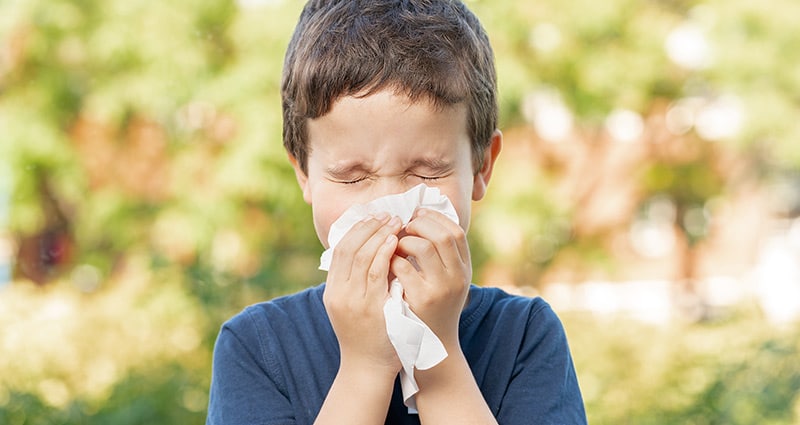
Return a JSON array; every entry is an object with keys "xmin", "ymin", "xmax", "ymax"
[
  {"xmin": 288, "ymin": 154, "xmax": 312, "ymax": 204},
  {"xmin": 472, "ymin": 129, "xmax": 502, "ymax": 201}
]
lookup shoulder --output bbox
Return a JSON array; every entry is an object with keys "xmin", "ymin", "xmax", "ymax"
[
  {"xmin": 208, "ymin": 285, "xmax": 331, "ymax": 423},
  {"xmin": 219, "ymin": 284, "xmax": 328, "ymax": 350},
  {"xmin": 463, "ymin": 285, "xmax": 556, "ymax": 327},
  {"xmin": 459, "ymin": 285, "xmax": 586, "ymax": 422},
  {"xmin": 212, "ymin": 284, "xmax": 332, "ymax": 380},
  {"xmin": 463, "ymin": 285, "xmax": 570, "ymax": 356}
]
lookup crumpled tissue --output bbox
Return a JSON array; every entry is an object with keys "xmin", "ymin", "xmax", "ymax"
[{"xmin": 318, "ymin": 184, "xmax": 458, "ymax": 410}]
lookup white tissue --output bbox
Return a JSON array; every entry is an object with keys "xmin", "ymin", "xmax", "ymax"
[{"xmin": 318, "ymin": 184, "xmax": 457, "ymax": 410}]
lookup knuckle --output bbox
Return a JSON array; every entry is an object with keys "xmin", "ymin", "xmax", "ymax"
[
  {"xmin": 431, "ymin": 232, "xmax": 452, "ymax": 247},
  {"xmin": 352, "ymin": 250, "xmax": 372, "ymax": 269},
  {"xmin": 331, "ymin": 242, "xmax": 352, "ymax": 260},
  {"xmin": 420, "ymin": 240, "xmax": 437, "ymax": 257},
  {"xmin": 367, "ymin": 268, "xmax": 383, "ymax": 282},
  {"xmin": 393, "ymin": 257, "xmax": 412, "ymax": 273}
]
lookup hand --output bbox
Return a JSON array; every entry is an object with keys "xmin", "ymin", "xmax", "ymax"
[
  {"xmin": 323, "ymin": 213, "xmax": 404, "ymax": 376},
  {"xmin": 390, "ymin": 208, "xmax": 471, "ymax": 350}
]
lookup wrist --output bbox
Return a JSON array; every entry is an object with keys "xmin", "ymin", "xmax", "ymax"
[
  {"xmin": 338, "ymin": 356, "xmax": 399, "ymax": 387},
  {"xmin": 415, "ymin": 347, "xmax": 468, "ymax": 386},
  {"xmin": 316, "ymin": 357, "xmax": 398, "ymax": 425},
  {"xmin": 412, "ymin": 350, "xmax": 497, "ymax": 424}
]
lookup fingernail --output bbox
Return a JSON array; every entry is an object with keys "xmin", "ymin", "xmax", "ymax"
[
  {"xmin": 388, "ymin": 216, "xmax": 401, "ymax": 227},
  {"xmin": 374, "ymin": 212, "xmax": 390, "ymax": 221}
]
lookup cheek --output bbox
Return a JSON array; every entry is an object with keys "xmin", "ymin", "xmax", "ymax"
[
  {"xmin": 439, "ymin": 187, "xmax": 472, "ymax": 231},
  {"xmin": 456, "ymin": 205, "xmax": 472, "ymax": 233},
  {"xmin": 311, "ymin": 196, "xmax": 352, "ymax": 248}
]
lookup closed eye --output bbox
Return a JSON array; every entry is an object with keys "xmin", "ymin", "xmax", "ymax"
[
  {"xmin": 408, "ymin": 158, "xmax": 453, "ymax": 182},
  {"xmin": 325, "ymin": 163, "xmax": 372, "ymax": 185},
  {"xmin": 416, "ymin": 175, "xmax": 442, "ymax": 181},
  {"xmin": 338, "ymin": 176, "xmax": 368, "ymax": 184}
]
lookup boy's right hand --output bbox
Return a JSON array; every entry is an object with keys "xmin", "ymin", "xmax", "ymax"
[{"xmin": 323, "ymin": 213, "xmax": 403, "ymax": 378}]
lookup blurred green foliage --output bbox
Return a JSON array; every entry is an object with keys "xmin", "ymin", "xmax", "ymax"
[
  {"xmin": 1, "ymin": 0, "xmax": 799, "ymax": 423},
  {"xmin": 566, "ymin": 307, "xmax": 800, "ymax": 424}
]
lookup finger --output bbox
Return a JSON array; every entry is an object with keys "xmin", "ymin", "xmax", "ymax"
[
  {"xmin": 390, "ymin": 254, "xmax": 424, "ymax": 291},
  {"xmin": 350, "ymin": 216, "xmax": 402, "ymax": 295},
  {"xmin": 365, "ymin": 232, "xmax": 399, "ymax": 300},
  {"xmin": 404, "ymin": 209, "xmax": 469, "ymax": 269},
  {"xmin": 329, "ymin": 214, "xmax": 390, "ymax": 285},
  {"xmin": 416, "ymin": 208, "xmax": 470, "ymax": 265},
  {"xmin": 394, "ymin": 235, "xmax": 444, "ymax": 278}
]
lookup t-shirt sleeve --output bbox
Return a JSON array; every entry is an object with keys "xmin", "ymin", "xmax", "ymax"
[
  {"xmin": 206, "ymin": 310, "xmax": 295, "ymax": 425},
  {"xmin": 497, "ymin": 301, "xmax": 587, "ymax": 424}
]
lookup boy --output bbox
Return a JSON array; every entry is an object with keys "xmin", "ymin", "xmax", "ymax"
[{"xmin": 206, "ymin": 0, "xmax": 587, "ymax": 424}]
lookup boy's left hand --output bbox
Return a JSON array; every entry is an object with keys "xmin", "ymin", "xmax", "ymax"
[{"xmin": 390, "ymin": 208, "xmax": 471, "ymax": 351}]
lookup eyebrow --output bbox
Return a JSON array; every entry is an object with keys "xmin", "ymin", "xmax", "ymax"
[
  {"xmin": 407, "ymin": 158, "xmax": 453, "ymax": 173},
  {"xmin": 324, "ymin": 157, "xmax": 453, "ymax": 178},
  {"xmin": 325, "ymin": 162, "xmax": 372, "ymax": 179}
]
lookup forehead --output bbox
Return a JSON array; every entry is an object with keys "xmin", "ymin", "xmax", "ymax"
[
  {"xmin": 309, "ymin": 90, "xmax": 467, "ymax": 138},
  {"xmin": 305, "ymin": 91, "xmax": 472, "ymax": 173}
]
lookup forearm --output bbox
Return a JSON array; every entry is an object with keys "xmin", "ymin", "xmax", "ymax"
[
  {"xmin": 314, "ymin": 361, "xmax": 396, "ymax": 425},
  {"xmin": 414, "ymin": 349, "xmax": 498, "ymax": 425}
]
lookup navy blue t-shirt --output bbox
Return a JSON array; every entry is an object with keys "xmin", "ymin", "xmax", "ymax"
[{"xmin": 206, "ymin": 284, "xmax": 586, "ymax": 424}]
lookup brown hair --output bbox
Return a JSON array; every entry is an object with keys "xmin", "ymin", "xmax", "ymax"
[{"xmin": 281, "ymin": 0, "xmax": 497, "ymax": 174}]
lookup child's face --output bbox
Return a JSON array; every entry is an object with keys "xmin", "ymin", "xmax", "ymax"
[{"xmin": 290, "ymin": 89, "xmax": 500, "ymax": 249}]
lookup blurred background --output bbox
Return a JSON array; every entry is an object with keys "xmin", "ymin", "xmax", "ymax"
[{"xmin": 1, "ymin": 0, "xmax": 799, "ymax": 423}]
